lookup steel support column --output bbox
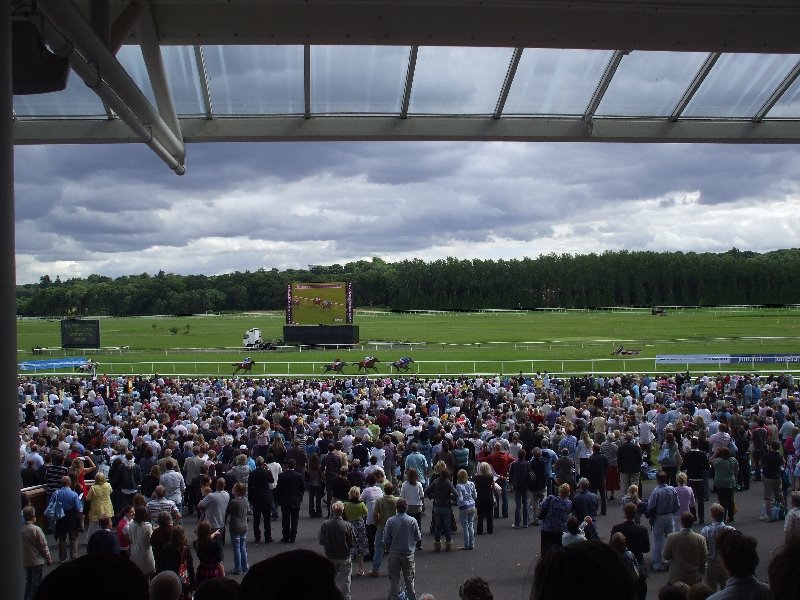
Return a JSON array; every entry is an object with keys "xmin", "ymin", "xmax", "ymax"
[{"xmin": 1, "ymin": 0, "xmax": 24, "ymax": 595}]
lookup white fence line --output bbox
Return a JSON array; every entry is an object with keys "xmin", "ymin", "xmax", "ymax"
[{"xmin": 18, "ymin": 357, "xmax": 800, "ymax": 378}]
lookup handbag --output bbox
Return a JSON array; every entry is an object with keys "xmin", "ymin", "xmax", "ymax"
[
  {"xmin": 44, "ymin": 492, "xmax": 65, "ymax": 522},
  {"xmin": 178, "ymin": 547, "xmax": 191, "ymax": 588},
  {"xmin": 537, "ymin": 496, "xmax": 552, "ymax": 520},
  {"xmin": 657, "ymin": 447, "xmax": 670, "ymax": 464}
]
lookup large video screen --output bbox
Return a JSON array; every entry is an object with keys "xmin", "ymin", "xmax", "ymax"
[
  {"xmin": 61, "ymin": 319, "xmax": 100, "ymax": 348},
  {"xmin": 286, "ymin": 282, "xmax": 352, "ymax": 325}
]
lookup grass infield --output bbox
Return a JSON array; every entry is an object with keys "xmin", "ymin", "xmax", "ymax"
[{"xmin": 17, "ymin": 307, "xmax": 800, "ymax": 377}]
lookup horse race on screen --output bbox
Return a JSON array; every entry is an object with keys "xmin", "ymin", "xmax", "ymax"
[{"xmin": 286, "ymin": 282, "xmax": 352, "ymax": 325}]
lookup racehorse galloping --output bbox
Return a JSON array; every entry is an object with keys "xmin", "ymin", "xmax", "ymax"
[
  {"xmin": 611, "ymin": 346, "xmax": 641, "ymax": 356},
  {"xmin": 321, "ymin": 300, "xmax": 333, "ymax": 310},
  {"xmin": 357, "ymin": 357, "xmax": 380, "ymax": 373},
  {"xmin": 322, "ymin": 359, "xmax": 347, "ymax": 374},
  {"xmin": 75, "ymin": 360, "xmax": 98, "ymax": 373},
  {"xmin": 232, "ymin": 360, "xmax": 256, "ymax": 376},
  {"xmin": 391, "ymin": 357, "xmax": 415, "ymax": 372}
]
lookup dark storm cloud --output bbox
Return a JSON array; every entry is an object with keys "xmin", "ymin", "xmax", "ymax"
[{"xmin": 13, "ymin": 139, "xmax": 800, "ymax": 284}]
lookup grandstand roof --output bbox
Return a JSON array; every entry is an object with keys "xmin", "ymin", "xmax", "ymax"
[{"xmin": 11, "ymin": 0, "xmax": 800, "ymax": 174}]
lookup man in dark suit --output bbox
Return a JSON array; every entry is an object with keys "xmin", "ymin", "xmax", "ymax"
[
  {"xmin": 248, "ymin": 456, "xmax": 274, "ymax": 544},
  {"xmin": 610, "ymin": 502, "xmax": 651, "ymax": 565},
  {"xmin": 87, "ymin": 515, "xmax": 121, "ymax": 556},
  {"xmin": 585, "ymin": 444, "xmax": 610, "ymax": 515},
  {"xmin": 618, "ymin": 432, "xmax": 643, "ymax": 492},
  {"xmin": 274, "ymin": 458, "xmax": 306, "ymax": 543}
]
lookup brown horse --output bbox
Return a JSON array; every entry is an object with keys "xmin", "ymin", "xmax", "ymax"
[
  {"xmin": 322, "ymin": 360, "xmax": 347, "ymax": 374},
  {"xmin": 357, "ymin": 357, "xmax": 380, "ymax": 372},
  {"xmin": 232, "ymin": 360, "xmax": 256, "ymax": 376}
]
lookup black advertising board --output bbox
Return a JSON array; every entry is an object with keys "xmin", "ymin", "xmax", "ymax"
[{"xmin": 60, "ymin": 319, "xmax": 100, "ymax": 348}]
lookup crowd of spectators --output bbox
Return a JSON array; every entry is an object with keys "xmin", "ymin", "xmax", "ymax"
[{"xmin": 18, "ymin": 368, "xmax": 800, "ymax": 599}]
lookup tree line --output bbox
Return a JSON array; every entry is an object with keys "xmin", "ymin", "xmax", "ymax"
[{"xmin": 16, "ymin": 248, "xmax": 800, "ymax": 317}]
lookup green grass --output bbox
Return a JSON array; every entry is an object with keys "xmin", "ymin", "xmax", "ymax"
[{"xmin": 17, "ymin": 307, "xmax": 800, "ymax": 377}]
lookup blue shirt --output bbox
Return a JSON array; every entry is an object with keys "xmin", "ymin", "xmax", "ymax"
[
  {"xmin": 383, "ymin": 512, "xmax": 421, "ymax": 555},
  {"xmin": 54, "ymin": 487, "xmax": 82, "ymax": 512},
  {"xmin": 647, "ymin": 484, "xmax": 679, "ymax": 517}
]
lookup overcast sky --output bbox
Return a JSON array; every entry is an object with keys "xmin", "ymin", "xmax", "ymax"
[
  {"xmin": 13, "ymin": 140, "xmax": 800, "ymax": 285},
  {"xmin": 12, "ymin": 46, "xmax": 800, "ymax": 285}
]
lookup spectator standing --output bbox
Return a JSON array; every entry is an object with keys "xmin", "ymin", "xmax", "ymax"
[
  {"xmin": 711, "ymin": 448, "xmax": 739, "ymax": 523},
  {"xmin": 539, "ymin": 483, "xmax": 573, "ymax": 555},
  {"xmin": 663, "ymin": 512, "xmax": 708, "ymax": 586},
  {"xmin": 646, "ymin": 471, "xmax": 680, "ymax": 572},
  {"xmin": 610, "ymin": 502, "xmax": 651, "ymax": 565},
  {"xmin": 319, "ymin": 501, "xmax": 356, "ymax": 600},
  {"xmin": 706, "ymin": 530, "xmax": 770, "ymax": 600},
  {"xmin": 22, "ymin": 505, "xmax": 51, "ymax": 600},
  {"xmin": 425, "ymin": 466, "xmax": 458, "ymax": 551},
  {"xmin": 87, "ymin": 514, "xmax": 121, "ymax": 556},
  {"xmin": 370, "ymin": 482, "xmax": 398, "ymax": 576},
  {"xmin": 618, "ymin": 432, "xmax": 643, "ymax": 492},
  {"xmin": 760, "ymin": 440, "xmax": 784, "ymax": 518},
  {"xmin": 383, "ymin": 498, "xmax": 422, "ymax": 600},
  {"xmin": 274, "ymin": 458, "xmax": 305, "ymax": 543},
  {"xmin": 227, "ymin": 482, "xmax": 249, "ymax": 574},
  {"xmin": 128, "ymin": 506, "xmax": 156, "ymax": 577},
  {"xmin": 197, "ymin": 477, "xmax": 230, "ymax": 544},
  {"xmin": 474, "ymin": 462, "xmax": 495, "ymax": 535},
  {"xmin": 783, "ymin": 490, "xmax": 800, "ymax": 544},
  {"xmin": 570, "ymin": 478, "xmax": 600, "ymax": 539},
  {"xmin": 455, "ymin": 468, "xmax": 477, "ymax": 549},
  {"xmin": 247, "ymin": 456, "xmax": 274, "ymax": 544},
  {"xmin": 700, "ymin": 503, "xmax": 734, "ymax": 591},
  {"xmin": 585, "ymin": 444, "xmax": 610, "ymax": 515},
  {"xmin": 160, "ymin": 460, "xmax": 186, "ymax": 513},
  {"xmin": 683, "ymin": 438, "xmax": 710, "ymax": 524},
  {"xmin": 53, "ymin": 475, "xmax": 82, "ymax": 562},
  {"xmin": 483, "ymin": 442, "xmax": 514, "ymax": 519},
  {"xmin": 508, "ymin": 449, "xmax": 532, "ymax": 529}
]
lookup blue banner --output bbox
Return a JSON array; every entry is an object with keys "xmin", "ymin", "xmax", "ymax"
[
  {"xmin": 656, "ymin": 354, "xmax": 731, "ymax": 364},
  {"xmin": 657, "ymin": 354, "xmax": 800, "ymax": 365},
  {"xmin": 19, "ymin": 357, "xmax": 89, "ymax": 371},
  {"xmin": 730, "ymin": 355, "xmax": 800, "ymax": 364}
]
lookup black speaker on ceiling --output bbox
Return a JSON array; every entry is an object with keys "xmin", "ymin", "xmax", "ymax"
[{"xmin": 12, "ymin": 20, "xmax": 70, "ymax": 95}]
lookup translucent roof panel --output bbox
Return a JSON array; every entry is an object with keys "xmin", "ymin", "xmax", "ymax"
[
  {"xmin": 311, "ymin": 46, "xmax": 408, "ymax": 114},
  {"xmin": 596, "ymin": 51, "xmax": 709, "ymax": 117},
  {"xmin": 13, "ymin": 64, "xmax": 106, "ymax": 118},
  {"xmin": 409, "ymin": 46, "xmax": 515, "ymax": 115},
  {"xmin": 684, "ymin": 53, "xmax": 800, "ymax": 118},
  {"xmin": 765, "ymin": 67, "xmax": 800, "ymax": 119},
  {"xmin": 161, "ymin": 46, "xmax": 205, "ymax": 116},
  {"xmin": 117, "ymin": 45, "xmax": 157, "ymax": 108},
  {"xmin": 202, "ymin": 45, "xmax": 304, "ymax": 115},
  {"xmin": 504, "ymin": 49, "xmax": 614, "ymax": 116}
]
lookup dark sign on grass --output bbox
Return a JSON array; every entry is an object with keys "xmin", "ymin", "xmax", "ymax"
[{"xmin": 61, "ymin": 319, "xmax": 100, "ymax": 348}]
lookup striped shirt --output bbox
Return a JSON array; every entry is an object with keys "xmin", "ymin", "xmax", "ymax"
[{"xmin": 700, "ymin": 520, "xmax": 734, "ymax": 560}]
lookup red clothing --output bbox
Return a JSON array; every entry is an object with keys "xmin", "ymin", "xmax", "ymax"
[{"xmin": 484, "ymin": 451, "xmax": 514, "ymax": 477}]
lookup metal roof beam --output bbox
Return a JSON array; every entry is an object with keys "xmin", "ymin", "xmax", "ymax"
[
  {"xmin": 399, "ymin": 45, "xmax": 418, "ymax": 119},
  {"xmin": 136, "ymin": 0, "xmax": 183, "ymax": 146},
  {"xmin": 193, "ymin": 45, "xmax": 214, "ymax": 119},
  {"xmin": 670, "ymin": 53, "xmax": 720, "ymax": 122},
  {"xmin": 494, "ymin": 47, "xmax": 523, "ymax": 120},
  {"xmin": 37, "ymin": 0, "xmax": 186, "ymax": 168},
  {"xmin": 753, "ymin": 60, "xmax": 800, "ymax": 122},
  {"xmin": 89, "ymin": 1, "xmax": 800, "ymax": 53},
  {"xmin": 584, "ymin": 50, "xmax": 625, "ymax": 121},
  {"xmin": 303, "ymin": 44, "xmax": 311, "ymax": 119},
  {"xmin": 15, "ymin": 116, "xmax": 800, "ymax": 145}
]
